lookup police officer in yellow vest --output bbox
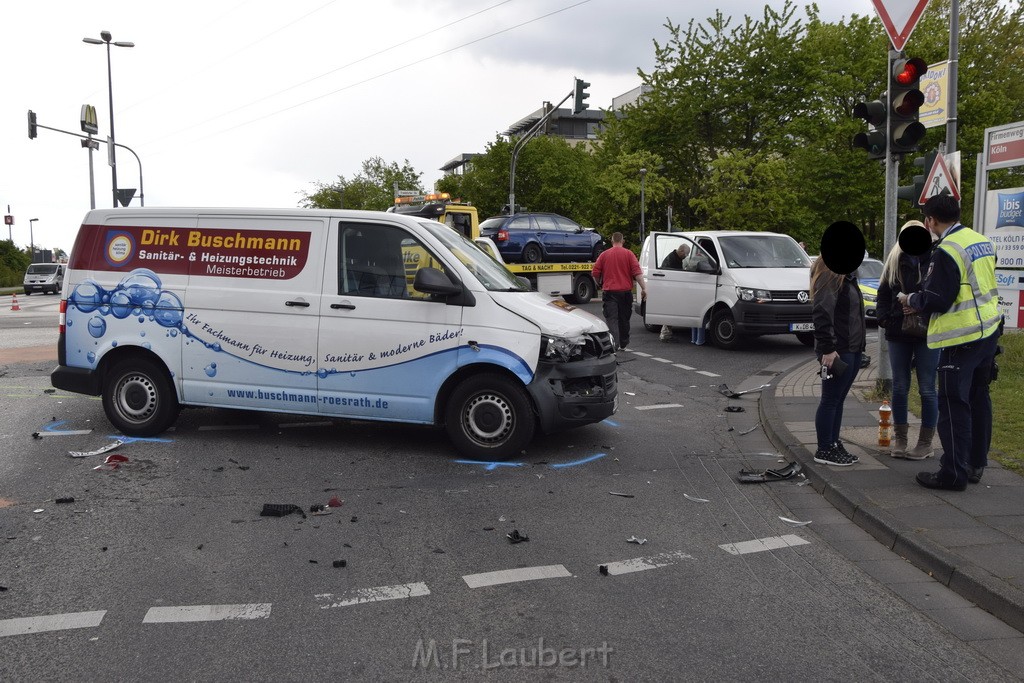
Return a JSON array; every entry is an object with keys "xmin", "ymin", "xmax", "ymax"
[{"xmin": 898, "ymin": 195, "xmax": 1002, "ymax": 491}]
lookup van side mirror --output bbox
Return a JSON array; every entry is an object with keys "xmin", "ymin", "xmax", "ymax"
[{"xmin": 413, "ymin": 267, "xmax": 462, "ymax": 296}]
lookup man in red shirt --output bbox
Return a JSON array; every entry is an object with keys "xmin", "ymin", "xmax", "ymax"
[{"xmin": 592, "ymin": 232, "xmax": 647, "ymax": 351}]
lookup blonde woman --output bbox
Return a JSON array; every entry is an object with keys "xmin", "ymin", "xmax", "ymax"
[
  {"xmin": 810, "ymin": 256, "xmax": 866, "ymax": 466},
  {"xmin": 876, "ymin": 220, "xmax": 939, "ymax": 459}
]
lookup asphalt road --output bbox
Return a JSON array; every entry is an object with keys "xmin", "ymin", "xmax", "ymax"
[{"xmin": 0, "ymin": 298, "xmax": 1016, "ymax": 681}]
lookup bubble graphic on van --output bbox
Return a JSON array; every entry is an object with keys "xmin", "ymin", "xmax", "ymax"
[
  {"xmin": 70, "ymin": 283, "xmax": 104, "ymax": 312},
  {"xmin": 87, "ymin": 316, "xmax": 107, "ymax": 338},
  {"xmin": 205, "ymin": 363, "xmax": 217, "ymax": 377},
  {"xmin": 87, "ymin": 352, "xmax": 96, "ymax": 363}
]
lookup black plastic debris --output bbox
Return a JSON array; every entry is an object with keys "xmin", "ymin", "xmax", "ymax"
[
  {"xmin": 333, "ymin": 560, "xmax": 347, "ymax": 568},
  {"xmin": 343, "ymin": 543, "xmax": 352, "ymax": 548},
  {"xmin": 507, "ymin": 529, "xmax": 529, "ymax": 544},
  {"xmin": 0, "ymin": 585, "xmax": 8, "ymax": 592},
  {"xmin": 599, "ymin": 565, "xmax": 609, "ymax": 576},
  {"xmin": 737, "ymin": 461, "xmax": 803, "ymax": 484},
  {"xmin": 724, "ymin": 406, "xmax": 745, "ymax": 413},
  {"xmin": 32, "ymin": 432, "xmax": 41, "ymax": 439},
  {"xmin": 350, "ymin": 516, "xmax": 358, "ymax": 523},
  {"xmin": 310, "ymin": 504, "xmax": 326, "ymax": 513},
  {"xmin": 55, "ymin": 497, "xmax": 75, "ymax": 504},
  {"xmin": 260, "ymin": 503, "xmax": 307, "ymax": 519},
  {"xmin": 608, "ymin": 492, "xmax": 635, "ymax": 498},
  {"xmin": 309, "ymin": 559, "xmax": 318, "ymax": 564},
  {"xmin": 483, "ymin": 527, "xmax": 495, "ymax": 531}
]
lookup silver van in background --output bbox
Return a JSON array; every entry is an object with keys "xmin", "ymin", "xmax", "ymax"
[{"xmin": 23, "ymin": 263, "xmax": 64, "ymax": 295}]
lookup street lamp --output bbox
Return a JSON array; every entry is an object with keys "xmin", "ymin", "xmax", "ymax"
[
  {"xmin": 639, "ymin": 168, "xmax": 648, "ymax": 243},
  {"xmin": 29, "ymin": 218, "xmax": 38, "ymax": 262},
  {"xmin": 83, "ymin": 31, "xmax": 134, "ymax": 208}
]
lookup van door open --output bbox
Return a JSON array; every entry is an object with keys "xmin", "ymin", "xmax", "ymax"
[
  {"xmin": 644, "ymin": 233, "xmax": 718, "ymax": 328},
  {"xmin": 317, "ymin": 219, "xmax": 463, "ymax": 424}
]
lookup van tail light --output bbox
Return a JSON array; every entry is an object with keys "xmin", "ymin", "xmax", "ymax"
[
  {"xmin": 496, "ymin": 229, "xmax": 509, "ymax": 242},
  {"xmin": 58, "ymin": 298, "xmax": 67, "ymax": 335}
]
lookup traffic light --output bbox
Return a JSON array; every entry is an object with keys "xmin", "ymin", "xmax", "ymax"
[
  {"xmin": 897, "ymin": 151, "xmax": 937, "ymax": 207},
  {"xmin": 572, "ymin": 78, "xmax": 590, "ymax": 115},
  {"xmin": 852, "ymin": 96, "xmax": 887, "ymax": 160},
  {"xmin": 27, "ymin": 110, "xmax": 37, "ymax": 139},
  {"xmin": 888, "ymin": 55, "xmax": 927, "ymax": 155}
]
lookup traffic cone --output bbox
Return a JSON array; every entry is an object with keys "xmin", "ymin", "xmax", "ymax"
[{"xmin": 10, "ymin": 294, "xmax": 21, "ymax": 311}]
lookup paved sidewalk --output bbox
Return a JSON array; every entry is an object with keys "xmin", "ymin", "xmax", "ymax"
[{"xmin": 762, "ymin": 356, "xmax": 1024, "ymax": 635}]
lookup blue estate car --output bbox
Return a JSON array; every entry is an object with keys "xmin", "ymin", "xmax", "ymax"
[{"xmin": 478, "ymin": 213, "xmax": 604, "ymax": 264}]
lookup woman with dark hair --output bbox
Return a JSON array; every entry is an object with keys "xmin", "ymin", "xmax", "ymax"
[
  {"xmin": 876, "ymin": 220, "xmax": 939, "ymax": 459},
  {"xmin": 810, "ymin": 256, "xmax": 866, "ymax": 466}
]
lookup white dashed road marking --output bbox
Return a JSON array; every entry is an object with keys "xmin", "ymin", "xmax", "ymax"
[
  {"xmin": 631, "ymin": 351, "xmax": 653, "ymax": 357},
  {"xmin": 672, "ymin": 363, "xmax": 694, "ymax": 370},
  {"xmin": 635, "ymin": 403, "xmax": 684, "ymax": 411},
  {"xmin": 653, "ymin": 357, "xmax": 672, "ymax": 363},
  {"xmin": 696, "ymin": 370, "xmax": 721, "ymax": 377},
  {"xmin": 0, "ymin": 610, "xmax": 106, "ymax": 637},
  {"xmin": 315, "ymin": 582, "xmax": 431, "ymax": 609},
  {"xmin": 719, "ymin": 535, "xmax": 810, "ymax": 555},
  {"xmin": 600, "ymin": 551, "xmax": 695, "ymax": 576},
  {"xmin": 142, "ymin": 603, "xmax": 272, "ymax": 623},
  {"xmin": 463, "ymin": 565, "xmax": 572, "ymax": 588}
]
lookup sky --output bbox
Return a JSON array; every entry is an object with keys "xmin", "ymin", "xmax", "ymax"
[{"xmin": 2, "ymin": 0, "xmax": 878, "ymax": 255}]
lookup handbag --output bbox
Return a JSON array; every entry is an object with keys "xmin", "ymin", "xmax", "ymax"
[{"xmin": 901, "ymin": 312, "xmax": 928, "ymax": 337}]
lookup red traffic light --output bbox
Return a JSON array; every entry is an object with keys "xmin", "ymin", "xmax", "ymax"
[{"xmin": 892, "ymin": 57, "xmax": 927, "ymax": 86}]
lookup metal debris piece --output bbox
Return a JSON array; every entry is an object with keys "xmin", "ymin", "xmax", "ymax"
[
  {"xmin": 738, "ymin": 461, "xmax": 803, "ymax": 484},
  {"xmin": 69, "ymin": 440, "xmax": 125, "ymax": 458},
  {"xmin": 626, "ymin": 535, "xmax": 647, "ymax": 545},
  {"xmin": 718, "ymin": 383, "xmax": 770, "ymax": 399},
  {"xmin": 683, "ymin": 494, "xmax": 710, "ymax": 503},
  {"xmin": 608, "ymin": 492, "xmax": 635, "ymax": 498},
  {"xmin": 779, "ymin": 516, "xmax": 812, "ymax": 526},
  {"xmin": 507, "ymin": 529, "xmax": 529, "ymax": 544},
  {"xmin": 260, "ymin": 503, "xmax": 307, "ymax": 519},
  {"xmin": 333, "ymin": 560, "xmax": 347, "ymax": 568},
  {"xmin": 738, "ymin": 422, "xmax": 762, "ymax": 436},
  {"xmin": 599, "ymin": 565, "xmax": 609, "ymax": 576}
]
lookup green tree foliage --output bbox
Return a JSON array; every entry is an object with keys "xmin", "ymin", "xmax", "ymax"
[
  {"xmin": 299, "ymin": 157, "xmax": 422, "ymax": 211},
  {"xmin": 0, "ymin": 240, "xmax": 30, "ymax": 288}
]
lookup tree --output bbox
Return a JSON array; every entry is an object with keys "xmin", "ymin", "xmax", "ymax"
[
  {"xmin": 299, "ymin": 157, "xmax": 423, "ymax": 211},
  {"xmin": 0, "ymin": 240, "xmax": 30, "ymax": 288}
]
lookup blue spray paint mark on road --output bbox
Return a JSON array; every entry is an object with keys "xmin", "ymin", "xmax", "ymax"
[
  {"xmin": 107, "ymin": 435, "xmax": 176, "ymax": 444},
  {"xmin": 453, "ymin": 460, "xmax": 526, "ymax": 471},
  {"xmin": 549, "ymin": 453, "xmax": 607, "ymax": 469},
  {"xmin": 601, "ymin": 418, "xmax": 620, "ymax": 427},
  {"xmin": 39, "ymin": 420, "xmax": 92, "ymax": 434}
]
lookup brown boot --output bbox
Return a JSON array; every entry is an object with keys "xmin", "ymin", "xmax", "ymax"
[
  {"xmin": 890, "ymin": 424, "xmax": 909, "ymax": 458},
  {"xmin": 905, "ymin": 426, "xmax": 935, "ymax": 460}
]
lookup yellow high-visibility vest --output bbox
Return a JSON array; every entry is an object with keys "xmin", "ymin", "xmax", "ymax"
[{"xmin": 927, "ymin": 226, "xmax": 1001, "ymax": 348}]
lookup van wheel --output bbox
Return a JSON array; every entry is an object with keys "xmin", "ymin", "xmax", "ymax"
[
  {"xmin": 710, "ymin": 309, "xmax": 743, "ymax": 349},
  {"xmin": 445, "ymin": 374, "xmax": 535, "ymax": 460},
  {"xmin": 796, "ymin": 332, "xmax": 815, "ymax": 347},
  {"xmin": 522, "ymin": 243, "xmax": 543, "ymax": 264},
  {"xmin": 23, "ymin": 291, "xmax": 31, "ymax": 296},
  {"xmin": 102, "ymin": 357, "xmax": 179, "ymax": 436}
]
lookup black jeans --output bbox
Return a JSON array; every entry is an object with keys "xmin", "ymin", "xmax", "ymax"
[
  {"xmin": 936, "ymin": 332, "xmax": 999, "ymax": 485},
  {"xmin": 602, "ymin": 290, "xmax": 634, "ymax": 349}
]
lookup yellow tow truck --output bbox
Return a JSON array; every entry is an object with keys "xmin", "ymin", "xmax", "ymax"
[{"xmin": 390, "ymin": 194, "xmax": 600, "ymax": 304}]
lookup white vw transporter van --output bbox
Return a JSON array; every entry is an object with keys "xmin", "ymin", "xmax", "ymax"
[
  {"xmin": 636, "ymin": 231, "xmax": 814, "ymax": 348},
  {"xmin": 51, "ymin": 208, "xmax": 617, "ymax": 459}
]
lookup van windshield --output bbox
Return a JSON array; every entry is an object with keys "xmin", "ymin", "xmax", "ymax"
[
  {"xmin": 417, "ymin": 220, "xmax": 530, "ymax": 292},
  {"xmin": 27, "ymin": 264, "xmax": 59, "ymax": 275},
  {"xmin": 719, "ymin": 235, "xmax": 810, "ymax": 268}
]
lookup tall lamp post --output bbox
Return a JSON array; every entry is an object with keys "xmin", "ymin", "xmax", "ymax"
[
  {"xmin": 83, "ymin": 31, "xmax": 134, "ymax": 208},
  {"xmin": 29, "ymin": 218, "xmax": 38, "ymax": 262},
  {"xmin": 639, "ymin": 168, "xmax": 648, "ymax": 243}
]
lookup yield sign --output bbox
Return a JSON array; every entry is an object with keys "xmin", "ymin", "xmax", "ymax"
[
  {"xmin": 920, "ymin": 153, "xmax": 961, "ymax": 204},
  {"xmin": 872, "ymin": 0, "xmax": 931, "ymax": 51}
]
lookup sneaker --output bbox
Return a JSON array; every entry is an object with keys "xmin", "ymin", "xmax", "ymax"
[
  {"xmin": 832, "ymin": 440, "xmax": 859, "ymax": 463},
  {"xmin": 813, "ymin": 445, "xmax": 856, "ymax": 466}
]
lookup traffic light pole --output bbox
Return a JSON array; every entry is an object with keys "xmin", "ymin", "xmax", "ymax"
[
  {"xmin": 508, "ymin": 90, "xmax": 572, "ymax": 215},
  {"xmin": 876, "ymin": 50, "xmax": 902, "ymax": 395}
]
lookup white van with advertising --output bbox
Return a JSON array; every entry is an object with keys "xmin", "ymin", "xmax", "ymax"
[
  {"xmin": 23, "ymin": 263, "xmax": 65, "ymax": 295},
  {"xmin": 635, "ymin": 231, "xmax": 814, "ymax": 348},
  {"xmin": 50, "ymin": 208, "xmax": 618, "ymax": 459}
]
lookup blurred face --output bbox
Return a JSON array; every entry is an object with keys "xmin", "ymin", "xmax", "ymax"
[{"xmin": 677, "ymin": 245, "xmax": 690, "ymax": 258}]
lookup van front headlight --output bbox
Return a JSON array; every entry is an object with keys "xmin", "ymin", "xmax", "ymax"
[
  {"xmin": 543, "ymin": 335, "xmax": 585, "ymax": 362},
  {"xmin": 737, "ymin": 287, "xmax": 772, "ymax": 302}
]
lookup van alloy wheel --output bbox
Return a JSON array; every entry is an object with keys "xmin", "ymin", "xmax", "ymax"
[{"xmin": 102, "ymin": 357, "xmax": 179, "ymax": 436}]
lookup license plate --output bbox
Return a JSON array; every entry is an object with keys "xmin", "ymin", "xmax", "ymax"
[{"xmin": 789, "ymin": 322, "xmax": 814, "ymax": 331}]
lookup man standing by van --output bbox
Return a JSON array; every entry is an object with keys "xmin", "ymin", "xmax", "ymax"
[
  {"xmin": 592, "ymin": 232, "xmax": 646, "ymax": 351},
  {"xmin": 898, "ymin": 195, "xmax": 1002, "ymax": 491}
]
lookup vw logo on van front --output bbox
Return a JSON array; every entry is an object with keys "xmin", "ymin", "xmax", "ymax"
[{"xmin": 797, "ymin": 291, "xmax": 809, "ymax": 303}]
